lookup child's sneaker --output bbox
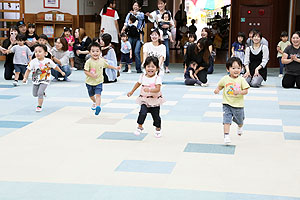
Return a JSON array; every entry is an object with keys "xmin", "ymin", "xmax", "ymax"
[
  {"xmin": 224, "ymin": 134, "xmax": 231, "ymax": 145},
  {"xmin": 134, "ymin": 127, "xmax": 143, "ymax": 136},
  {"xmin": 95, "ymin": 106, "xmax": 101, "ymax": 115},
  {"xmin": 91, "ymin": 103, "xmax": 96, "ymax": 110},
  {"xmin": 237, "ymin": 127, "xmax": 243, "ymax": 136},
  {"xmin": 13, "ymin": 80, "xmax": 18, "ymax": 86},
  {"xmin": 154, "ymin": 129, "xmax": 162, "ymax": 138},
  {"xmin": 127, "ymin": 69, "xmax": 132, "ymax": 73},
  {"xmin": 165, "ymin": 69, "xmax": 171, "ymax": 73},
  {"xmin": 201, "ymin": 83, "xmax": 208, "ymax": 87},
  {"xmin": 278, "ymin": 74, "xmax": 283, "ymax": 78},
  {"xmin": 23, "ymin": 80, "xmax": 28, "ymax": 85},
  {"xmin": 36, "ymin": 106, "xmax": 42, "ymax": 112}
]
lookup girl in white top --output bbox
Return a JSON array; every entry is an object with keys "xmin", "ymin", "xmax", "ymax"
[
  {"xmin": 23, "ymin": 44, "xmax": 65, "ymax": 112},
  {"xmin": 100, "ymin": 0, "xmax": 120, "ymax": 44},
  {"xmin": 127, "ymin": 56, "xmax": 165, "ymax": 138},
  {"xmin": 143, "ymin": 28, "xmax": 166, "ymax": 79}
]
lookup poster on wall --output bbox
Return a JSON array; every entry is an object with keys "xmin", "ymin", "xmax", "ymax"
[
  {"xmin": 43, "ymin": 26, "xmax": 54, "ymax": 38},
  {"xmin": 44, "ymin": 0, "xmax": 60, "ymax": 9}
]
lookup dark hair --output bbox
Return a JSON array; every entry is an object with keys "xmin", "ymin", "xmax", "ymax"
[
  {"xmin": 143, "ymin": 56, "xmax": 160, "ymax": 73},
  {"xmin": 202, "ymin": 27, "xmax": 212, "ymax": 39},
  {"xmin": 56, "ymin": 37, "xmax": 68, "ymax": 51},
  {"xmin": 195, "ymin": 38, "xmax": 210, "ymax": 64},
  {"xmin": 39, "ymin": 34, "xmax": 48, "ymax": 41},
  {"xmin": 281, "ymin": 31, "xmax": 288, "ymax": 37},
  {"xmin": 129, "ymin": 15, "xmax": 137, "ymax": 23},
  {"xmin": 189, "ymin": 61, "xmax": 197, "ymax": 66},
  {"xmin": 236, "ymin": 32, "xmax": 246, "ymax": 45},
  {"xmin": 8, "ymin": 25, "xmax": 18, "ymax": 39},
  {"xmin": 188, "ymin": 33, "xmax": 197, "ymax": 41},
  {"xmin": 92, "ymin": 37, "xmax": 100, "ymax": 43},
  {"xmin": 292, "ymin": 31, "xmax": 300, "ymax": 38},
  {"xmin": 101, "ymin": 33, "xmax": 112, "ymax": 47},
  {"xmin": 33, "ymin": 44, "xmax": 48, "ymax": 52},
  {"xmin": 226, "ymin": 57, "xmax": 242, "ymax": 70},
  {"xmin": 158, "ymin": 0, "xmax": 167, "ymax": 4},
  {"xmin": 191, "ymin": 19, "xmax": 196, "ymax": 24},
  {"xmin": 103, "ymin": 0, "xmax": 115, "ymax": 14},
  {"xmin": 75, "ymin": 28, "xmax": 87, "ymax": 42},
  {"xmin": 132, "ymin": 0, "xmax": 142, "ymax": 8},
  {"xmin": 88, "ymin": 42, "xmax": 101, "ymax": 51},
  {"xmin": 162, "ymin": 12, "xmax": 171, "ymax": 21},
  {"xmin": 249, "ymin": 28, "xmax": 258, "ymax": 34},
  {"xmin": 27, "ymin": 23, "xmax": 35, "ymax": 28},
  {"xmin": 150, "ymin": 28, "xmax": 160, "ymax": 36},
  {"xmin": 64, "ymin": 27, "xmax": 72, "ymax": 33},
  {"xmin": 120, "ymin": 32, "xmax": 128, "ymax": 38},
  {"xmin": 16, "ymin": 34, "xmax": 26, "ymax": 41},
  {"xmin": 253, "ymin": 31, "xmax": 263, "ymax": 39}
]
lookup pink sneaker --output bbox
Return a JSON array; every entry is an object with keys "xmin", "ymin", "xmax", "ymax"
[{"xmin": 36, "ymin": 106, "xmax": 42, "ymax": 112}]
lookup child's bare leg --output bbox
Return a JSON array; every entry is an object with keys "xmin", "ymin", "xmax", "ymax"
[
  {"xmin": 14, "ymin": 72, "xmax": 20, "ymax": 80},
  {"xmin": 224, "ymin": 123, "xmax": 230, "ymax": 134},
  {"xmin": 138, "ymin": 124, "xmax": 143, "ymax": 129},
  {"xmin": 95, "ymin": 94, "xmax": 101, "ymax": 106},
  {"xmin": 119, "ymin": 63, "xmax": 123, "ymax": 70},
  {"xmin": 90, "ymin": 95, "xmax": 96, "ymax": 103},
  {"xmin": 128, "ymin": 64, "xmax": 131, "ymax": 70},
  {"xmin": 38, "ymin": 98, "xmax": 44, "ymax": 107},
  {"xmin": 70, "ymin": 58, "xmax": 74, "ymax": 68}
]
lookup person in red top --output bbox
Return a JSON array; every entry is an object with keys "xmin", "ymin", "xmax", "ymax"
[{"xmin": 63, "ymin": 27, "xmax": 76, "ymax": 70}]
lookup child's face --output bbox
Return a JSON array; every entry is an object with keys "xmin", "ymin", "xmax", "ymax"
[
  {"xmin": 190, "ymin": 63, "xmax": 197, "ymax": 69},
  {"xmin": 227, "ymin": 61, "xmax": 242, "ymax": 78},
  {"xmin": 17, "ymin": 40, "xmax": 25, "ymax": 45},
  {"xmin": 55, "ymin": 39, "xmax": 63, "ymax": 50},
  {"xmin": 75, "ymin": 29, "xmax": 80, "ymax": 38},
  {"xmin": 281, "ymin": 36, "xmax": 288, "ymax": 42},
  {"xmin": 34, "ymin": 46, "xmax": 47, "ymax": 60},
  {"xmin": 201, "ymin": 29, "xmax": 208, "ymax": 38},
  {"xmin": 90, "ymin": 46, "xmax": 101, "ymax": 60},
  {"xmin": 237, "ymin": 36, "xmax": 243, "ymax": 43},
  {"xmin": 189, "ymin": 37, "xmax": 195, "ymax": 43},
  {"xmin": 64, "ymin": 31, "xmax": 70, "ymax": 37},
  {"xmin": 145, "ymin": 62, "xmax": 158, "ymax": 77},
  {"xmin": 121, "ymin": 36, "xmax": 127, "ymax": 42},
  {"xmin": 28, "ymin": 27, "xmax": 35, "ymax": 34},
  {"xmin": 38, "ymin": 38, "xmax": 47, "ymax": 45},
  {"xmin": 163, "ymin": 14, "xmax": 169, "ymax": 21}
]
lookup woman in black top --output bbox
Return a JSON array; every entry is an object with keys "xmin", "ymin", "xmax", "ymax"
[
  {"xmin": 1, "ymin": 26, "xmax": 19, "ymax": 80},
  {"xmin": 282, "ymin": 31, "xmax": 300, "ymax": 89},
  {"xmin": 184, "ymin": 38, "xmax": 210, "ymax": 84},
  {"xmin": 73, "ymin": 28, "xmax": 92, "ymax": 70},
  {"xmin": 201, "ymin": 27, "xmax": 214, "ymax": 74}
]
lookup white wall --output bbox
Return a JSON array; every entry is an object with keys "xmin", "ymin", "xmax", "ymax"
[{"xmin": 25, "ymin": 0, "xmax": 77, "ymax": 15}]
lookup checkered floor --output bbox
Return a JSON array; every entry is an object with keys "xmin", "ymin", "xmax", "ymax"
[{"xmin": 0, "ymin": 63, "xmax": 300, "ymax": 200}]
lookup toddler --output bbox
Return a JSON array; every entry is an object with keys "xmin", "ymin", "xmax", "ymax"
[
  {"xmin": 63, "ymin": 27, "xmax": 76, "ymax": 70},
  {"xmin": 184, "ymin": 61, "xmax": 207, "ymax": 86},
  {"xmin": 277, "ymin": 31, "xmax": 291, "ymax": 77},
  {"xmin": 119, "ymin": 32, "xmax": 133, "ymax": 73},
  {"xmin": 158, "ymin": 12, "xmax": 174, "ymax": 42}
]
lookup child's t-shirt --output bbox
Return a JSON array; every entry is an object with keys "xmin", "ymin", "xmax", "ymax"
[
  {"xmin": 26, "ymin": 33, "xmax": 38, "ymax": 42},
  {"xmin": 65, "ymin": 35, "xmax": 75, "ymax": 51},
  {"xmin": 121, "ymin": 41, "xmax": 131, "ymax": 54},
  {"xmin": 184, "ymin": 66, "xmax": 195, "ymax": 79},
  {"xmin": 10, "ymin": 45, "xmax": 32, "ymax": 65},
  {"xmin": 277, "ymin": 40, "xmax": 291, "ymax": 58},
  {"xmin": 232, "ymin": 42, "xmax": 245, "ymax": 52},
  {"xmin": 218, "ymin": 75, "xmax": 250, "ymax": 108},
  {"xmin": 84, "ymin": 58, "xmax": 109, "ymax": 86},
  {"xmin": 138, "ymin": 74, "xmax": 162, "ymax": 88},
  {"xmin": 27, "ymin": 58, "xmax": 57, "ymax": 85}
]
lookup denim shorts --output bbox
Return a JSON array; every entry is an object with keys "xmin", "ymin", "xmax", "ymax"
[
  {"xmin": 86, "ymin": 83, "xmax": 103, "ymax": 97},
  {"xmin": 121, "ymin": 53, "xmax": 133, "ymax": 65},
  {"xmin": 14, "ymin": 64, "xmax": 27, "ymax": 74},
  {"xmin": 223, "ymin": 104, "xmax": 244, "ymax": 125}
]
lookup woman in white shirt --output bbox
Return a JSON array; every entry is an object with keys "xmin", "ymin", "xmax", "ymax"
[
  {"xmin": 100, "ymin": 0, "xmax": 120, "ymax": 44},
  {"xmin": 143, "ymin": 28, "xmax": 166, "ymax": 80}
]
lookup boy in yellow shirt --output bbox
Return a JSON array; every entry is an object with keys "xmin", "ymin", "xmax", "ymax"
[
  {"xmin": 214, "ymin": 57, "xmax": 250, "ymax": 145},
  {"xmin": 84, "ymin": 43, "xmax": 120, "ymax": 115}
]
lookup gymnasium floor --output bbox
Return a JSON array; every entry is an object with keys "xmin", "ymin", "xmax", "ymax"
[{"xmin": 0, "ymin": 62, "xmax": 300, "ymax": 200}]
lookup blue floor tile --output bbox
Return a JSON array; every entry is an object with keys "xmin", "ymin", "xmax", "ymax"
[
  {"xmin": 97, "ymin": 131, "xmax": 147, "ymax": 141},
  {"xmin": 0, "ymin": 95, "xmax": 18, "ymax": 99},
  {"xmin": 115, "ymin": 160, "xmax": 176, "ymax": 174},
  {"xmin": 280, "ymin": 105, "xmax": 300, "ymax": 110},
  {"xmin": 284, "ymin": 132, "xmax": 300, "ymax": 140},
  {"xmin": 184, "ymin": 143, "xmax": 236, "ymax": 155},
  {"xmin": 0, "ymin": 85, "xmax": 14, "ymax": 88},
  {"xmin": 0, "ymin": 121, "xmax": 32, "ymax": 128}
]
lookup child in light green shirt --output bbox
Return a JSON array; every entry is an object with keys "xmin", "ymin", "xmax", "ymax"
[
  {"xmin": 84, "ymin": 43, "xmax": 120, "ymax": 115},
  {"xmin": 277, "ymin": 31, "xmax": 291, "ymax": 77}
]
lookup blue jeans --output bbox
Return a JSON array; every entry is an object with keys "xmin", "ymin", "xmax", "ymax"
[
  {"xmin": 128, "ymin": 37, "xmax": 142, "ymax": 72},
  {"xmin": 51, "ymin": 64, "xmax": 71, "ymax": 79},
  {"xmin": 279, "ymin": 57, "xmax": 285, "ymax": 74},
  {"xmin": 163, "ymin": 39, "xmax": 170, "ymax": 67}
]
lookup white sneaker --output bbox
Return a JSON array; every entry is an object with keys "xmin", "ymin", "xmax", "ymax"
[
  {"xmin": 91, "ymin": 103, "xmax": 96, "ymax": 110},
  {"xmin": 224, "ymin": 135, "xmax": 231, "ymax": 145},
  {"xmin": 23, "ymin": 80, "xmax": 28, "ymax": 85},
  {"xmin": 165, "ymin": 69, "xmax": 170, "ymax": 73},
  {"xmin": 201, "ymin": 83, "xmax": 208, "ymax": 87},
  {"xmin": 36, "ymin": 106, "xmax": 42, "ymax": 112},
  {"xmin": 127, "ymin": 69, "xmax": 132, "ymax": 73},
  {"xmin": 278, "ymin": 74, "xmax": 283, "ymax": 78},
  {"xmin": 237, "ymin": 127, "xmax": 243, "ymax": 136},
  {"xmin": 13, "ymin": 80, "xmax": 18, "ymax": 86},
  {"xmin": 134, "ymin": 127, "xmax": 143, "ymax": 136},
  {"xmin": 72, "ymin": 67, "xmax": 78, "ymax": 71},
  {"xmin": 154, "ymin": 130, "xmax": 162, "ymax": 138}
]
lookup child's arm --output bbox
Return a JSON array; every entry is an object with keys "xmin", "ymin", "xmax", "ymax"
[
  {"xmin": 189, "ymin": 70, "xmax": 196, "ymax": 80},
  {"xmin": 277, "ymin": 46, "xmax": 283, "ymax": 54},
  {"xmin": 84, "ymin": 70, "xmax": 97, "ymax": 79},
  {"xmin": 231, "ymin": 46, "xmax": 235, "ymax": 56},
  {"xmin": 214, "ymin": 86, "xmax": 224, "ymax": 94},
  {"xmin": 54, "ymin": 65, "xmax": 66, "ymax": 76},
  {"xmin": 129, "ymin": 48, "xmax": 132, "ymax": 59},
  {"xmin": 143, "ymin": 84, "xmax": 161, "ymax": 93},
  {"xmin": 234, "ymin": 88, "xmax": 248, "ymax": 95},
  {"xmin": 127, "ymin": 82, "xmax": 141, "ymax": 97},
  {"xmin": 22, "ymin": 69, "xmax": 31, "ymax": 83}
]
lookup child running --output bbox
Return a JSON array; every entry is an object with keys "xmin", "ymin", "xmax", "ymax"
[
  {"xmin": 23, "ymin": 44, "xmax": 65, "ymax": 112},
  {"xmin": 127, "ymin": 56, "xmax": 165, "ymax": 137},
  {"xmin": 84, "ymin": 42, "xmax": 120, "ymax": 115},
  {"xmin": 214, "ymin": 57, "xmax": 250, "ymax": 145}
]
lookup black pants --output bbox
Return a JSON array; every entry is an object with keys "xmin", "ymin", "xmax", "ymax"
[
  {"xmin": 282, "ymin": 74, "xmax": 300, "ymax": 89},
  {"xmin": 184, "ymin": 78, "xmax": 202, "ymax": 85},
  {"xmin": 4, "ymin": 63, "xmax": 23, "ymax": 80},
  {"xmin": 137, "ymin": 104, "xmax": 161, "ymax": 128},
  {"xmin": 196, "ymin": 69, "xmax": 208, "ymax": 84}
]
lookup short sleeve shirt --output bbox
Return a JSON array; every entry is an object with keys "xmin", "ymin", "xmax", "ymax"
[
  {"xmin": 27, "ymin": 58, "xmax": 57, "ymax": 85},
  {"xmin": 218, "ymin": 75, "xmax": 250, "ymax": 108},
  {"xmin": 84, "ymin": 58, "xmax": 109, "ymax": 86},
  {"xmin": 284, "ymin": 45, "xmax": 300, "ymax": 76},
  {"xmin": 10, "ymin": 45, "xmax": 32, "ymax": 65},
  {"xmin": 232, "ymin": 42, "xmax": 245, "ymax": 52},
  {"xmin": 277, "ymin": 41, "xmax": 291, "ymax": 57},
  {"xmin": 138, "ymin": 74, "xmax": 162, "ymax": 88},
  {"xmin": 121, "ymin": 41, "xmax": 131, "ymax": 54}
]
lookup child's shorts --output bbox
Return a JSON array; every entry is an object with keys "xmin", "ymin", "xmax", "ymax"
[
  {"xmin": 69, "ymin": 51, "xmax": 75, "ymax": 58},
  {"xmin": 223, "ymin": 104, "xmax": 244, "ymax": 125},
  {"xmin": 121, "ymin": 53, "xmax": 132, "ymax": 65},
  {"xmin": 14, "ymin": 64, "xmax": 27, "ymax": 74},
  {"xmin": 86, "ymin": 83, "xmax": 103, "ymax": 97}
]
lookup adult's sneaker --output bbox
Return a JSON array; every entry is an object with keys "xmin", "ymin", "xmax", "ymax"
[
  {"xmin": 201, "ymin": 83, "xmax": 208, "ymax": 87},
  {"xmin": 224, "ymin": 134, "xmax": 231, "ymax": 145}
]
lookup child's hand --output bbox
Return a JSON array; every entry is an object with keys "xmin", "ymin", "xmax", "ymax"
[
  {"xmin": 61, "ymin": 72, "xmax": 66, "ymax": 76},
  {"xmin": 91, "ymin": 74, "xmax": 98, "ymax": 79},
  {"xmin": 214, "ymin": 88, "xmax": 220, "ymax": 94},
  {"xmin": 127, "ymin": 91, "xmax": 133, "ymax": 97},
  {"xmin": 116, "ymin": 66, "xmax": 121, "ymax": 70},
  {"xmin": 143, "ymin": 88, "xmax": 150, "ymax": 93}
]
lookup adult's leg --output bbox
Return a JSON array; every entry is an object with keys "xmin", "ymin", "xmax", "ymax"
[
  {"xmin": 163, "ymin": 39, "xmax": 170, "ymax": 69},
  {"xmin": 51, "ymin": 65, "xmax": 60, "ymax": 79},
  {"xmin": 134, "ymin": 38, "xmax": 142, "ymax": 72},
  {"xmin": 149, "ymin": 106, "xmax": 161, "ymax": 129},
  {"xmin": 250, "ymin": 75, "xmax": 264, "ymax": 87},
  {"xmin": 137, "ymin": 104, "xmax": 148, "ymax": 126},
  {"xmin": 295, "ymin": 75, "xmax": 300, "ymax": 89},
  {"xmin": 207, "ymin": 56, "xmax": 214, "ymax": 74},
  {"xmin": 4, "ymin": 63, "xmax": 14, "ymax": 80},
  {"xmin": 62, "ymin": 65, "xmax": 72, "ymax": 79},
  {"xmin": 184, "ymin": 78, "xmax": 197, "ymax": 85},
  {"xmin": 282, "ymin": 74, "xmax": 296, "ymax": 88},
  {"xmin": 196, "ymin": 70, "xmax": 208, "ymax": 84}
]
